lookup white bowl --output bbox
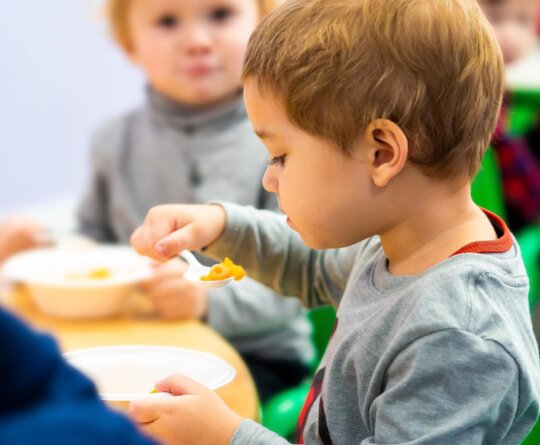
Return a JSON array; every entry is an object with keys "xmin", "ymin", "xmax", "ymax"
[
  {"xmin": 2, "ymin": 246, "xmax": 153, "ymax": 318},
  {"xmin": 64, "ymin": 345, "xmax": 236, "ymax": 410}
]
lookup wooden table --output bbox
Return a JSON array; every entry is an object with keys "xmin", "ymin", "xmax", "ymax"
[{"xmin": 2, "ymin": 286, "xmax": 259, "ymax": 420}]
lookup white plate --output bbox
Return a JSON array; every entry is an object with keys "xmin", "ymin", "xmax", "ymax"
[{"xmin": 64, "ymin": 345, "xmax": 236, "ymax": 402}]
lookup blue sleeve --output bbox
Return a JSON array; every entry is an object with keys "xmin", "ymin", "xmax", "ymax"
[{"xmin": 0, "ymin": 308, "xmax": 156, "ymax": 445}]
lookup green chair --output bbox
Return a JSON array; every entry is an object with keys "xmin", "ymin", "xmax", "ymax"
[{"xmin": 261, "ymin": 305, "xmax": 336, "ymax": 439}]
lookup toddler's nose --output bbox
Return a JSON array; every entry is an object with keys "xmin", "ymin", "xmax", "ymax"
[
  {"xmin": 181, "ymin": 25, "xmax": 212, "ymax": 54},
  {"xmin": 262, "ymin": 167, "xmax": 278, "ymax": 194}
]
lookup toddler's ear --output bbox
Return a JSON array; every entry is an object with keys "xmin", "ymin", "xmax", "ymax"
[{"xmin": 365, "ymin": 119, "xmax": 408, "ymax": 187}]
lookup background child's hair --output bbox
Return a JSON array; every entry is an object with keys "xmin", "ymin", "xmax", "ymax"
[
  {"xmin": 106, "ymin": 0, "xmax": 279, "ymax": 51},
  {"xmin": 244, "ymin": 0, "xmax": 505, "ymax": 180}
]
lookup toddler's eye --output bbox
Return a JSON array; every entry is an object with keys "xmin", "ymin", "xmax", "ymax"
[
  {"xmin": 267, "ymin": 155, "xmax": 286, "ymax": 167},
  {"xmin": 210, "ymin": 7, "xmax": 234, "ymax": 23},
  {"xmin": 157, "ymin": 14, "xmax": 178, "ymax": 28}
]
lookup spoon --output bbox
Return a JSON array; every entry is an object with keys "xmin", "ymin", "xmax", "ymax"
[{"xmin": 180, "ymin": 250, "xmax": 234, "ymax": 288}]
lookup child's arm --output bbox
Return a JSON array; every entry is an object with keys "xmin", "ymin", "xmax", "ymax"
[
  {"xmin": 0, "ymin": 307, "xmax": 156, "ymax": 445},
  {"xmin": 129, "ymin": 374, "xmax": 291, "ymax": 445},
  {"xmin": 205, "ymin": 203, "xmax": 360, "ymax": 307},
  {"xmin": 131, "ymin": 203, "xmax": 359, "ymax": 308}
]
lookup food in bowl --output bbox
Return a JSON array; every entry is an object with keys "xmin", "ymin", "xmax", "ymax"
[
  {"xmin": 200, "ymin": 257, "xmax": 246, "ymax": 282},
  {"xmin": 66, "ymin": 267, "xmax": 112, "ymax": 281},
  {"xmin": 2, "ymin": 246, "xmax": 152, "ymax": 319}
]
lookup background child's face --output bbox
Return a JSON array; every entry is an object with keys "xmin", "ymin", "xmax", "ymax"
[
  {"xmin": 243, "ymin": 79, "xmax": 379, "ymax": 250},
  {"xmin": 479, "ymin": 0, "xmax": 539, "ymax": 65},
  {"xmin": 126, "ymin": 0, "xmax": 259, "ymax": 106}
]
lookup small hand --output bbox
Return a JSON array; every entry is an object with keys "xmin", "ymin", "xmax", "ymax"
[
  {"xmin": 129, "ymin": 374, "xmax": 243, "ymax": 445},
  {"xmin": 130, "ymin": 204, "xmax": 226, "ymax": 262},
  {"xmin": 0, "ymin": 216, "xmax": 49, "ymax": 264},
  {"xmin": 139, "ymin": 258, "xmax": 209, "ymax": 320}
]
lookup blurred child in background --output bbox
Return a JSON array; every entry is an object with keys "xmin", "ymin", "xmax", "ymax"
[
  {"xmin": 76, "ymin": 0, "xmax": 312, "ymax": 402},
  {"xmin": 478, "ymin": 0, "xmax": 540, "ymax": 231}
]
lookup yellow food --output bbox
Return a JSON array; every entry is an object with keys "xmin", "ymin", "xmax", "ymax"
[
  {"xmin": 200, "ymin": 257, "xmax": 246, "ymax": 282},
  {"xmin": 88, "ymin": 268, "xmax": 112, "ymax": 280},
  {"xmin": 66, "ymin": 268, "xmax": 112, "ymax": 280}
]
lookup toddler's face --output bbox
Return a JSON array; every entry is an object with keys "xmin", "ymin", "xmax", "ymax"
[
  {"xmin": 243, "ymin": 78, "xmax": 380, "ymax": 250},
  {"xmin": 126, "ymin": 0, "xmax": 259, "ymax": 106},
  {"xmin": 480, "ymin": 0, "xmax": 539, "ymax": 65}
]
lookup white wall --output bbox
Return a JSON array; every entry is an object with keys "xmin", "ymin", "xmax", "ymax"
[{"xmin": 0, "ymin": 0, "xmax": 144, "ymax": 215}]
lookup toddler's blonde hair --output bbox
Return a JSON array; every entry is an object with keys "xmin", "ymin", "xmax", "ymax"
[
  {"xmin": 243, "ymin": 0, "xmax": 505, "ymax": 179},
  {"xmin": 107, "ymin": 0, "xmax": 278, "ymax": 50}
]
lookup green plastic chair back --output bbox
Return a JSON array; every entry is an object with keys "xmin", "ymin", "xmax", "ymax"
[
  {"xmin": 307, "ymin": 305, "xmax": 336, "ymax": 369},
  {"xmin": 471, "ymin": 148, "xmax": 507, "ymax": 220},
  {"xmin": 509, "ymin": 89, "xmax": 540, "ymax": 137}
]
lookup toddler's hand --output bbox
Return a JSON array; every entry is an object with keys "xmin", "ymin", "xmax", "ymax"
[
  {"xmin": 131, "ymin": 204, "xmax": 226, "ymax": 261},
  {"xmin": 139, "ymin": 258, "xmax": 208, "ymax": 320},
  {"xmin": 129, "ymin": 374, "xmax": 243, "ymax": 445},
  {"xmin": 0, "ymin": 216, "xmax": 49, "ymax": 264}
]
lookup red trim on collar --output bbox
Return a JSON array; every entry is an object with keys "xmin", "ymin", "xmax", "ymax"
[{"xmin": 451, "ymin": 209, "xmax": 513, "ymax": 256}]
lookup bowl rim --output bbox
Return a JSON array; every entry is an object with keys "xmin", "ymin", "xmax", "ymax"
[
  {"xmin": 2, "ymin": 245, "xmax": 153, "ymax": 287},
  {"xmin": 64, "ymin": 345, "xmax": 237, "ymax": 400}
]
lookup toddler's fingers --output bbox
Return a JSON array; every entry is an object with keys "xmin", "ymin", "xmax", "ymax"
[
  {"xmin": 154, "ymin": 373, "xmax": 210, "ymax": 396},
  {"xmin": 129, "ymin": 394, "xmax": 169, "ymax": 424},
  {"xmin": 131, "ymin": 229, "xmax": 166, "ymax": 261},
  {"xmin": 155, "ymin": 224, "xmax": 199, "ymax": 258},
  {"xmin": 130, "ymin": 227, "xmax": 147, "ymax": 256}
]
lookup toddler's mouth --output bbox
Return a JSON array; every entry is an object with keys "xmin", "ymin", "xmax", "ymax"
[{"xmin": 184, "ymin": 65, "xmax": 214, "ymax": 77}]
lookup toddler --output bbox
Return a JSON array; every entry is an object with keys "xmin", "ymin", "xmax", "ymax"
[
  {"xmin": 129, "ymin": 0, "xmax": 540, "ymax": 444},
  {"xmin": 77, "ymin": 0, "xmax": 312, "ymax": 402}
]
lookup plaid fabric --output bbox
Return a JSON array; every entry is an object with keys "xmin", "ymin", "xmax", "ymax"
[{"xmin": 492, "ymin": 103, "xmax": 540, "ymax": 224}]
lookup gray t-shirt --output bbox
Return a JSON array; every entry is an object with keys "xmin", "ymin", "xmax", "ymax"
[
  {"xmin": 205, "ymin": 203, "xmax": 540, "ymax": 445},
  {"xmin": 77, "ymin": 89, "xmax": 313, "ymax": 364}
]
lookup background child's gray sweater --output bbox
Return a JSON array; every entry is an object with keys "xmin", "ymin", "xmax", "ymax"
[
  {"xmin": 77, "ymin": 89, "xmax": 313, "ymax": 366},
  {"xmin": 206, "ymin": 203, "xmax": 540, "ymax": 445}
]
